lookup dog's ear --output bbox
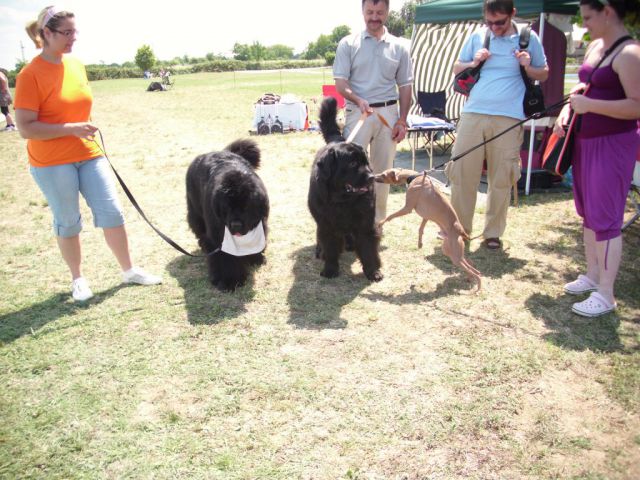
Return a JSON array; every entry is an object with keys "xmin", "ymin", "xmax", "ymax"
[
  {"xmin": 212, "ymin": 193, "xmax": 226, "ymax": 222},
  {"xmin": 312, "ymin": 147, "xmax": 338, "ymax": 200},
  {"xmin": 316, "ymin": 146, "xmax": 337, "ymax": 182},
  {"xmin": 250, "ymin": 190, "xmax": 269, "ymax": 220}
]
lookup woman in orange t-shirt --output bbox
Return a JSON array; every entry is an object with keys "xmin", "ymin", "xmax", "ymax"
[{"xmin": 15, "ymin": 6, "xmax": 161, "ymax": 302}]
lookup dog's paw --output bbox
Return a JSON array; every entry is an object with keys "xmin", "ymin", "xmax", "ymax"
[
  {"xmin": 320, "ymin": 265, "xmax": 339, "ymax": 278},
  {"xmin": 366, "ymin": 270, "xmax": 384, "ymax": 282},
  {"xmin": 211, "ymin": 276, "xmax": 243, "ymax": 292},
  {"xmin": 215, "ymin": 280, "xmax": 241, "ymax": 292}
]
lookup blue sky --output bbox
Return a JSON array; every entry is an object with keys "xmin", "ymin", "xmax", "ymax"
[{"xmin": 0, "ymin": 0, "xmax": 366, "ymax": 69}]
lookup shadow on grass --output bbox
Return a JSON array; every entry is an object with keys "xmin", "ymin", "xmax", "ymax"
[
  {"xmin": 525, "ymin": 292, "xmax": 627, "ymax": 352},
  {"xmin": 422, "ymin": 243, "xmax": 527, "ymax": 280},
  {"xmin": 0, "ymin": 285, "xmax": 124, "ymax": 344},
  {"xmin": 363, "ymin": 275, "xmax": 476, "ymax": 307},
  {"xmin": 526, "ymin": 225, "xmax": 584, "ymax": 251},
  {"xmin": 525, "ymin": 223, "xmax": 640, "ymax": 312},
  {"xmin": 357, "ymin": 240, "xmax": 527, "ymax": 306},
  {"xmin": 166, "ymin": 254, "xmax": 256, "ymax": 325},
  {"xmin": 286, "ymin": 245, "xmax": 372, "ymax": 329}
]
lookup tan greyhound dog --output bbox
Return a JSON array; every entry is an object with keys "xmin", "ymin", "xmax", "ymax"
[{"xmin": 376, "ymin": 168, "xmax": 481, "ymax": 291}]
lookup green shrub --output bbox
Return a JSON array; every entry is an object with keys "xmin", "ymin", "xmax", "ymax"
[
  {"xmin": 7, "ymin": 58, "xmax": 328, "ymax": 85},
  {"xmin": 85, "ymin": 66, "xmax": 143, "ymax": 81},
  {"xmin": 7, "ymin": 70, "xmax": 17, "ymax": 88}
]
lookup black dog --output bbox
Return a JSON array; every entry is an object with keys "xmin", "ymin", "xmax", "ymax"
[
  {"xmin": 307, "ymin": 97, "xmax": 382, "ymax": 281},
  {"xmin": 186, "ymin": 139, "xmax": 269, "ymax": 291}
]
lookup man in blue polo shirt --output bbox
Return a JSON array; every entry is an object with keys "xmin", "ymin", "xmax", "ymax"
[
  {"xmin": 447, "ymin": 0, "xmax": 548, "ymax": 250},
  {"xmin": 333, "ymin": 0, "xmax": 413, "ymax": 223}
]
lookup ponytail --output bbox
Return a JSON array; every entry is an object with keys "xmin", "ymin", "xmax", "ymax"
[
  {"xmin": 25, "ymin": 20, "xmax": 44, "ymax": 49},
  {"xmin": 25, "ymin": 6, "xmax": 75, "ymax": 50}
]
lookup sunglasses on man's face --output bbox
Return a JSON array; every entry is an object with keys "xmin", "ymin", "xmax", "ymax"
[{"xmin": 485, "ymin": 17, "xmax": 509, "ymax": 27}]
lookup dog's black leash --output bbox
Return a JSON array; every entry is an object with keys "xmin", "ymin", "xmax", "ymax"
[
  {"xmin": 92, "ymin": 130, "xmax": 220, "ymax": 258},
  {"xmin": 427, "ymin": 95, "xmax": 571, "ymax": 172}
]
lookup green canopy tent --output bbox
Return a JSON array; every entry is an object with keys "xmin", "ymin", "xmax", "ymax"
[
  {"xmin": 410, "ymin": 0, "xmax": 580, "ymax": 193},
  {"xmin": 415, "ymin": 0, "xmax": 579, "ymax": 24}
]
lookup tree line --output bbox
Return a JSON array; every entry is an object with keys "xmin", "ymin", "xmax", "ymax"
[{"xmin": 134, "ymin": 1, "xmax": 418, "ymax": 71}]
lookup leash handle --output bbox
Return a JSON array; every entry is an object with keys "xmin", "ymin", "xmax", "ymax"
[
  {"xmin": 374, "ymin": 111, "xmax": 392, "ymax": 129},
  {"xmin": 346, "ymin": 110, "xmax": 393, "ymax": 143},
  {"xmin": 346, "ymin": 112, "xmax": 367, "ymax": 143},
  {"xmin": 93, "ymin": 130, "xmax": 219, "ymax": 258}
]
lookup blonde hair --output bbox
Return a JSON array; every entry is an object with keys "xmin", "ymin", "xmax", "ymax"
[{"xmin": 25, "ymin": 6, "xmax": 74, "ymax": 49}]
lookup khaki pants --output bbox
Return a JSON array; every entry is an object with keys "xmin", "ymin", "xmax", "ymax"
[
  {"xmin": 445, "ymin": 113, "xmax": 522, "ymax": 239},
  {"xmin": 344, "ymin": 104, "xmax": 399, "ymax": 223}
]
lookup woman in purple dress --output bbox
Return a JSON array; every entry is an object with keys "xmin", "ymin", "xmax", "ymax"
[{"xmin": 554, "ymin": 0, "xmax": 640, "ymax": 317}]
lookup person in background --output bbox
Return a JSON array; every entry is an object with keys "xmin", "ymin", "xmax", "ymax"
[
  {"xmin": 333, "ymin": 0, "xmax": 413, "ymax": 223},
  {"xmin": 0, "ymin": 67, "xmax": 16, "ymax": 131},
  {"xmin": 14, "ymin": 6, "xmax": 162, "ymax": 302},
  {"xmin": 448, "ymin": 0, "xmax": 548, "ymax": 250},
  {"xmin": 554, "ymin": 0, "xmax": 640, "ymax": 317}
]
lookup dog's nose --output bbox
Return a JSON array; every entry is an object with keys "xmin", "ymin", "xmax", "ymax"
[{"xmin": 229, "ymin": 220, "xmax": 244, "ymax": 234}]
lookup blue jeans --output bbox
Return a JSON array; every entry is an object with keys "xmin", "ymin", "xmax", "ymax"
[{"xmin": 30, "ymin": 157, "xmax": 125, "ymax": 237}]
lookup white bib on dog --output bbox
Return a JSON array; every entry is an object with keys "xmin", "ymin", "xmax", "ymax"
[{"xmin": 221, "ymin": 221, "xmax": 266, "ymax": 256}]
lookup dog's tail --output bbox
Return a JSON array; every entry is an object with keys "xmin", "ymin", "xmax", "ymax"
[
  {"xmin": 319, "ymin": 96, "xmax": 344, "ymax": 144},
  {"xmin": 225, "ymin": 139, "xmax": 261, "ymax": 169}
]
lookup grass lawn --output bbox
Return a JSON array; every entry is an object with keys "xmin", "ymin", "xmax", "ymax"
[{"xmin": 1, "ymin": 68, "xmax": 639, "ymax": 479}]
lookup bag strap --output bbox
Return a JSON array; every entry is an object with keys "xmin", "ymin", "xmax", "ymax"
[
  {"xmin": 483, "ymin": 27, "xmax": 490, "ymax": 49},
  {"xmin": 518, "ymin": 23, "xmax": 530, "ymax": 50},
  {"xmin": 585, "ymin": 35, "xmax": 633, "ymax": 84},
  {"xmin": 574, "ymin": 35, "xmax": 633, "ymax": 131},
  {"xmin": 472, "ymin": 28, "xmax": 491, "ymax": 72},
  {"xmin": 518, "ymin": 25, "xmax": 535, "ymax": 89}
]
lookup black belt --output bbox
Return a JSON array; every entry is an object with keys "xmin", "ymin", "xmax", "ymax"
[{"xmin": 369, "ymin": 99, "xmax": 397, "ymax": 108}]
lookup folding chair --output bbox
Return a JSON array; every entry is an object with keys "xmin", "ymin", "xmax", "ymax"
[
  {"xmin": 406, "ymin": 90, "xmax": 456, "ymax": 170},
  {"xmin": 417, "ymin": 90, "xmax": 449, "ymax": 121}
]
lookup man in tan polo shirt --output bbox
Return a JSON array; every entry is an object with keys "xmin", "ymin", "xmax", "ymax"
[{"xmin": 333, "ymin": 0, "xmax": 413, "ymax": 223}]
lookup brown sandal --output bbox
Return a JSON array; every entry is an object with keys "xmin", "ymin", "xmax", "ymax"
[{"xmin": 482, "ymin": 237, "xmax": 502, "ymax": 250}]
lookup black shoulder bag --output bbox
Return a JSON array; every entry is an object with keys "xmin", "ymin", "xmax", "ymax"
[
  {"xmin": 519, "ymin": 25, "xmax": 545, "ymax": 117},
  {"xmin": 453, "ymin": 29, "xmax": 490, "ymax": 96}
]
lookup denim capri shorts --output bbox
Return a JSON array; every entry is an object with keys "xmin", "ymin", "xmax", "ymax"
[{"xmin": 30, "ymin": 156, "xmax": 125, "ymax": 237}]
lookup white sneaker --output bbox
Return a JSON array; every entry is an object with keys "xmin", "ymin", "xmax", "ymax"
[
  {"xmin": 3, "ymin": 125, "xmax": 16, "ymax": 132},
  {"xmin": 122, "ymin": 266, "xmax": 162, "ymax": 285},
  {"xmin": 72, "ymin": 277, "xmax": 94, "ymax": 302},
  {"xmin": 564, "ymin": 274, "xmax": 598, "ymax": 295}
]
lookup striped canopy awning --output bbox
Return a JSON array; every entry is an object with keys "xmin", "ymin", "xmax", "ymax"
[{"xmin": 409, "ymin": 21, "xmax": 483, "ymax": 120}]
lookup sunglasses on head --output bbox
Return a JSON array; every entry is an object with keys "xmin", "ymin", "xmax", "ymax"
[{"xmin": 485, "ymin": 17, "xmax": 509, "ymax": 27}]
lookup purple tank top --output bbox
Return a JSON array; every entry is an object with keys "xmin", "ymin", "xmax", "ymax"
[{"xmin": 577, "ymin": 58, "xmax": 636, "ymax": 138}]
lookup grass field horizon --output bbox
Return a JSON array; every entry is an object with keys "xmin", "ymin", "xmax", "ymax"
[{"xmin": 1, "ymin": 69, "xmax": 639, "ymax": 479}]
